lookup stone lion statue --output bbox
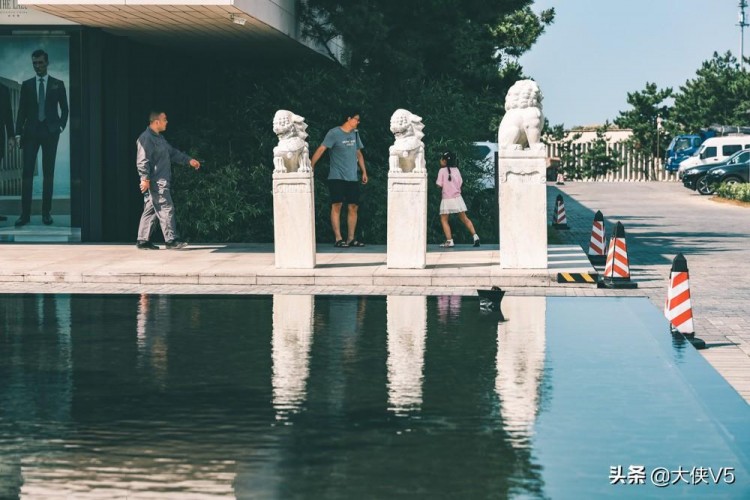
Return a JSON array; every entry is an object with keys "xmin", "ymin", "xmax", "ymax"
[
  {"xmin": 388, "ymin": 109, "xmax": 426, "ymax": 173},
  {"xmin": 272, "ymin": 110, "xmax": 311, "ymax": 173},
  {"xmin": 497, "ymin": 80, "xmax": 545, "ymax": 151}
]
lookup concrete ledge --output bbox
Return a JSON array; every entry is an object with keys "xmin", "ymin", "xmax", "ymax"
[{"xmin": 0, "ymin": 243, "xmax": 598, "ymax": 289}]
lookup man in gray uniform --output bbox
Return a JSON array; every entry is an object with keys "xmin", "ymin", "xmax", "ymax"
[
  {"xmin": 135, "ymin": 110, "xmax": 200, "ymax": 249},
  {"xmin": 310, "ymin": 111, "xmax": 368, "ymax": 247}
]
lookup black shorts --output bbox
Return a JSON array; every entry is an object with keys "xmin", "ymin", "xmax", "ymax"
[{"xmin": 328, "ymin": 179, "xmax": 360, "ymax": 205}]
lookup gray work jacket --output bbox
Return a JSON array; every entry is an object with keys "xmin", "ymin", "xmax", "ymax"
[{"xmin": 136, "ymin": 127, "xmax": 191, "ymax": 183}]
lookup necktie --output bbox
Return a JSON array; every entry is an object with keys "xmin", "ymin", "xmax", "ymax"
[{"xmin": 38, "ymin": 78, "xmax": 46, "ymax": 122}]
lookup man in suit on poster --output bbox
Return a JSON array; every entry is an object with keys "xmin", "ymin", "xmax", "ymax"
[
  {"xmin": 14, "ymin": 49, "xmax": 68, "ymax": 227},
  {"xmin": 0, "ymin": 82, "xmax": 15, "ymax": 222}
]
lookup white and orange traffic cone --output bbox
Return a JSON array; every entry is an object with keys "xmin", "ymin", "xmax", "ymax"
[
  {"xmin": 598, "ymin": 222, "xmax": 638, "ymax": 289},
  {"xmin": 664, "ymin": 253, "xmax": 705, "ymax": 349},
  {"xmin": 587, "ymin": 210, "xmax": 606, "ymax": 265},
  {"xmin": 552, "ymin": 194, "xmax": 569, "ymax": 230}
]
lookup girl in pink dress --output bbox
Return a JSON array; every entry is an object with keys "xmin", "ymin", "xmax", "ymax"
[{"xmin": 436, "ymin": 151, "xmax": 480, "ymax": 248}]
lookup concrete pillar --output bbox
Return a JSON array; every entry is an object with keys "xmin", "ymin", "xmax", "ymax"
[
  {"xmin": 272, "ymin": 172, "xmax": 316, "ymax": 269},
  {"xmin": 387, "ymin": 172, "xmax": 427, "ymax": 269},
  {"xmin": 498, "ymin": 150, "xmax": 547, "ymax": 269}
]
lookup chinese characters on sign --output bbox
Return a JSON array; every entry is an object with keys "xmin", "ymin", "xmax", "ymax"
[{"xmin": 609, "ymin": 465, "xmax": 736, "ymax": 487}]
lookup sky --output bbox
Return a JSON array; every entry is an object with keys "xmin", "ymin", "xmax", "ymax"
[{"xmin": 520, "ymin": 0, "xmax": 742, "ymax": 128}]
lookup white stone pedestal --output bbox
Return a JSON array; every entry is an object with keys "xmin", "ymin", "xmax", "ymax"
[
  {"xmin": 387, "ymin": 172, "xmax": 427, "ymax": 269},
  {"xmin": 498, "ymin": 150, "xmax": 547, "ymax": 269},
  {"xmin": 272, "ymin": 172, "xmax": 316, "ymax": 269}
]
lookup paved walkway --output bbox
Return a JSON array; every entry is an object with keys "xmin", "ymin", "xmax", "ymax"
[{"xmin": 1, "ymin": 182, "xmax": 748, "ymax": 402}]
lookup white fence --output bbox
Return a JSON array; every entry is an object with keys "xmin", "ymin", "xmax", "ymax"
[{"xmin": 546, "ymin": 142, "xmax": 679, "ymax": 182}]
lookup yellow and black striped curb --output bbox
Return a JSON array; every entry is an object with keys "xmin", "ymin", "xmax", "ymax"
[{"xmin": 556, "ymin": 272, "xmax": 598, "ymax": 284}]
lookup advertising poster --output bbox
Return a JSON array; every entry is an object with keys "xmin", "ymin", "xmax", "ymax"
[{"xmin": 0, "ymin": 35, "xmax": 73, "ymax": 240}]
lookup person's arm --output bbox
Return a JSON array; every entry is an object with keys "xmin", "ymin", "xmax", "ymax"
[
  {"xmin": 455, "ymin": 168, "xmax": 463, "ymax": 190},
  {"xmin": 14, "ymin": 83, "xmax": 27, "ymax": 144},
  {"xmin": 357, "ymin": 149, "xmax": 368, "ymax": 184},
  {"xmin": 58, "ymin": 80, "xmax": 69, "ymax": 132},
  {"xmin": 167, "ymin": 141, "xmax": 195, "ymax": 167},
  {"xmin": 1, "ymin": 87, "xmax": 13, "ymax": 147},
  {"xmin": 310, "ymin": 144, "xmax": 327, "ymax": 170},
  {"xmin": 136, "ymin": 137, "xmax": 152, "ymax": 192}
]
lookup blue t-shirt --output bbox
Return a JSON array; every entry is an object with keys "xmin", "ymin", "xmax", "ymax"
[{"xmin": 322, "ymin": 126, "xmax": 364, "ymax": 181}]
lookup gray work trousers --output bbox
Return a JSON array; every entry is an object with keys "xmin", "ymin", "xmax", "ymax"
[{"xmin": 137, "ymin": 179, "xmax": 177, "ymax": 242}]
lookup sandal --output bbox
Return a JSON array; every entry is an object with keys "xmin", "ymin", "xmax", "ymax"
[
  {"xmin": 334, "ymin": 240, "xmax": 349, "ymax": 248},
  {"xmin": 347, "ymin": 240, "xmax": 365, "ymax": 247}
]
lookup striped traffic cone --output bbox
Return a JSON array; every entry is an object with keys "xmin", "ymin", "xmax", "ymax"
[
  {"xmin": 597, "ymin": 222, "xmax": 638, "ymax": 289},
  {"xmin": 552, "ymin": 194, "xmax": 569, "ymax": 230},
  {"xmin": 587, "ymin": 210, "xmax": 606, "ymax": 265},
  {"xmin": 664, "ymin": 253, "xmax": 705, "ymax": 349}
]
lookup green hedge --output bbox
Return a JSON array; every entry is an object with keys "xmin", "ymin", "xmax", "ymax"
[
  {"xmin": 168, "ymin": 65, "xmax": 504, "ymax": 244},
  {"xmin": 715, "ymin": 182, "xmax": 750, "ymax": 202}
]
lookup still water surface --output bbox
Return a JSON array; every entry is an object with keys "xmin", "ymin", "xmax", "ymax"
[{"xmin": 0, "ymin": 294, "xmax": 748, "ymax": 499}]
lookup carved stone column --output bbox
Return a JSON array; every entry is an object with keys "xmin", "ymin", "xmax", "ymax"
[
  {"xmin": 498, "ymin": 150, "xmax": 547, "ymax": 268},
  {"xmin": 273, "ymin": 172, "xmax": 316, "ymax": 269},
  {"xmin": 387, "ymin": 172, "xmax": 427, "ymax": 269}
]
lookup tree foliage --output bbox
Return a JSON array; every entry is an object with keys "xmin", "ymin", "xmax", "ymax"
[
  {"xmin": 299, "ymin": 0, "xmax": 554, "ymax": 88},
  {"xmin": 670, "ymin": 52, "xmax": 750, "ymax": 132},
  {"xmin": 166, "ymin": 1, "xmax": 555, "ymax": 243},
  {"xmin": 545, "ymin": 123, "xmax": 622, "ymax": 180},
  {"xmin": 577, "ymin": 123, "xmax": 624, "ymax": 179},
  {"xmin": 614, "ymin": 82, "xmax": 672, "ymax": 159}
]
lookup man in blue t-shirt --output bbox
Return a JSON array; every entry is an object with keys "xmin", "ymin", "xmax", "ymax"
[{"xmin": 311, "ymin": 111, "xmax": 368, "ymax": 247}]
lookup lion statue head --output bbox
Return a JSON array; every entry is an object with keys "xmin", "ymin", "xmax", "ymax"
[
  {"xmin": 497, "ymin": 80, "xmax": 545, "ymax": 151},
  {"xmin": 272, "ymin": 110, "xmax": 311, "ymax": 173},
  {"xmin": 504, "ymin": 80, "xmax": 543, "ymax": 112},
  {"xmin": 273, "ymin": 110, "xmax": 308, "ymax": 141},
  {"xmin": 390, "ymin": 108, "xmax": 425, "ymax": 141},
  {"xmin": 388, "ymin": 109, "xmax": 426, "ymax": 173}
]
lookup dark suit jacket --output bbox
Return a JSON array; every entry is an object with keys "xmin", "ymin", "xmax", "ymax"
[
  {"xmin": 0, "ymin": 83, "xmax": 14, "ymax": 162},
  {"xmin": 15, "ymin": 75, "xmax": 69, "ymax": 139}
]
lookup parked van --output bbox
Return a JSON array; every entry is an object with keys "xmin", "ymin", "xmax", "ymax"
[{"xmin": 678, "ymin": 135, "xmax": 750, "ymax": 173}]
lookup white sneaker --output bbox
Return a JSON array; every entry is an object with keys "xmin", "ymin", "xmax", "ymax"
[{"xmin": 440, "ymin": 240, "xmax": 454, "ymax": 248}]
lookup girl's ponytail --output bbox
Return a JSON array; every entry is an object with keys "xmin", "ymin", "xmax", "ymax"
[{"xmin": 441, "ymin": 151, "xmax": 457, "ymax": 181}]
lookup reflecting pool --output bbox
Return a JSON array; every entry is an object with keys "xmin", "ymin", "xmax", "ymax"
[{"xmin": 0, "ymin": 294, "xmax": 748, "ymax": 499}]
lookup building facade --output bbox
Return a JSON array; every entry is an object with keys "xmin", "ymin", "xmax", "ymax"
[{"xmin": 0, "ymin": 1, "xmax": 336, "ymax": 242}]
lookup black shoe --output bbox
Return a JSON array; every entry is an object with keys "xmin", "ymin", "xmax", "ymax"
[
  {"xmin": 165, "ymin": 240, "xmax": 188, "ymax": 249},
  {"xmin": 473, "ymin": 238, "xmax": 481, "ymax": 247},
  {"xmin": 136, "ymin": 240, "xmax": 160, "ymax": 250},
  {"xmin": 42, "ymin": 214, "xmax": 53, "ymax": 225},
  {"xmin": 14, "ymin": 216, "xmax": 30, "ymax": 227}
]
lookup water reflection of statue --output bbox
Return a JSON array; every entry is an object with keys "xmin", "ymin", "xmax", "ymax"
[
  {"xmin": 386, "ymin": 295, "xmax": 427, "ymax": 415},
  {"xmin": 495, "ymin": 296, "xmax": 546, "ymax": 448},
  {"xmin": 272, "ymin": 294, "xmax": 314, "ymax": 419}
]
